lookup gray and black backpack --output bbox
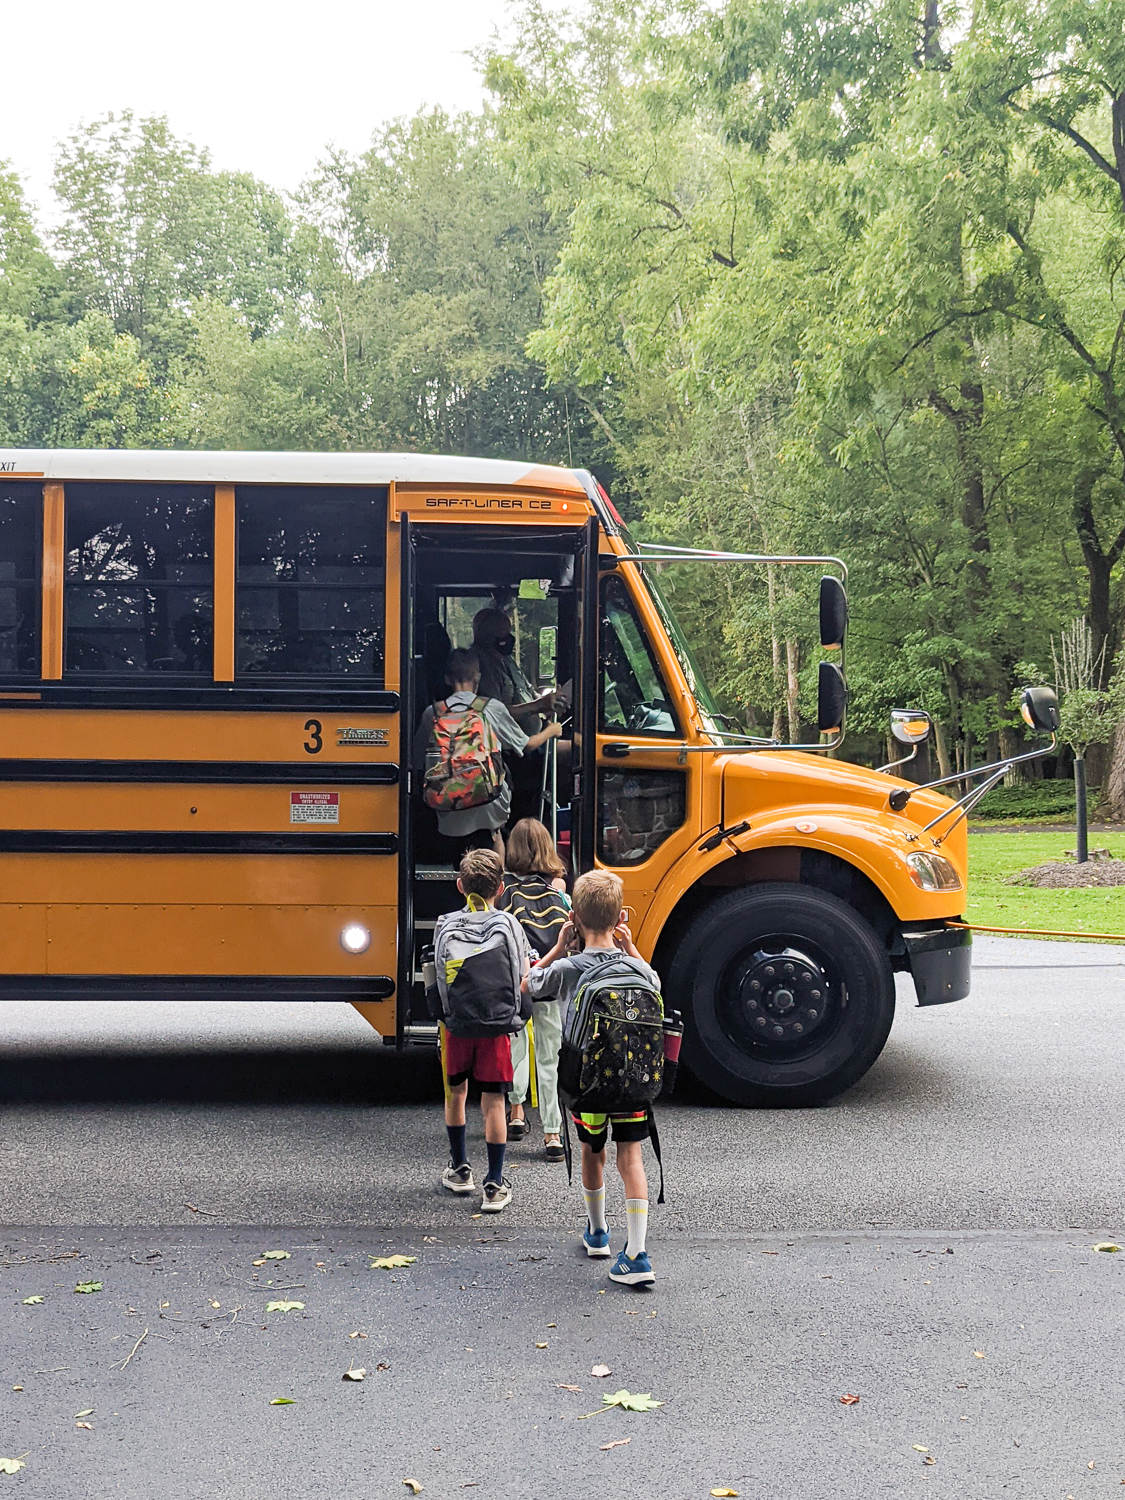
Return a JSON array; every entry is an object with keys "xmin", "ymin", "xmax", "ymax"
[{"xmin": 433, "ymin": 901, "xmax": 531, "ymax": 1038}]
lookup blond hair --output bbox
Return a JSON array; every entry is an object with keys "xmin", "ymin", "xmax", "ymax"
[
  {"xmin": 505, "ymin": 818, "xmax": 566, "ymax": 880},
  {"xmin": 459, "ymin": 847, "xmax": 504, "ymax": 899},
  {"xmin": 571, "ymin": 870, "xmax": 624, "ymax": 934}
]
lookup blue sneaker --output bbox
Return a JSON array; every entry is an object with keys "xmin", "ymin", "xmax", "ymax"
[
  {"xmin": 583, "ymin": 1223, "xmax": 611, "ymax": 1258},
  {"xmin": 608, "ymin": 1248, "xmax": 655, "ymax": 1286}
]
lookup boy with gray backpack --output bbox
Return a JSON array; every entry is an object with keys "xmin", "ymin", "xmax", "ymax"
[
  {"xmin": 524, "ymin": 869, "xmax": 678, "ymax": 1286},
  {"xmin": 433, "ymin": 848, "xmax": 533, "ymax": 1212}
]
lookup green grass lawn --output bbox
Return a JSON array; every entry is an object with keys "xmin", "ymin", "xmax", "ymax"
[{"xmin": 965, "ymin": 830, "xmax": 1125, "ymax": 939}]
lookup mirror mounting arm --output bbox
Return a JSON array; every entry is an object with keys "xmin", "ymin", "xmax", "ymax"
[{"xmin": 889, "ymin": 737, "xmax": 1058, "ymax": 814}]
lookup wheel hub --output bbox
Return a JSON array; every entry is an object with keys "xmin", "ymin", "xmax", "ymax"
[{"xmin": 738, "ymin": 946, "xmax": 831, "ymax": 1045}]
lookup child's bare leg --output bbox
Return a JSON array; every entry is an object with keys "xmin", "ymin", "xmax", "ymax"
[
  {"xmin": 614, "ymin": 1140, "xmax": 649, "ymax": 1259},
  {"xmin": 481, "ymin": 1089, "xmax": 507, "ymax": 1145},
  {"xmin": 615, "ymin": 1140, "xmax": 647, "ymax": 1199},
  {"xmin": 445, "ymin": 1079, "xmax": 468, "ymax": 1128},
  {"xmin": 581, "ymin": 1141, "xmax": 606, "ymax": 1190},
  {"xmin": 581, "ymin": 1139, "xmax": 610, "ymax": 1243}
]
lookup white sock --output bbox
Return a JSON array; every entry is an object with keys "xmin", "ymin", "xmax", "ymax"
[
  {"xmin": 583, "ymin": 1184, "xmax": 608, "ymax": 1233},
  {"xmin": 625, "ymin": 1198, "xmax": 648, "ymax": 1258}
]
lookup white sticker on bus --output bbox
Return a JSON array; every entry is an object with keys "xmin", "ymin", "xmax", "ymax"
[{"xmin": 290, "ymin": 791, "xmax": 340, "ymax": 824}]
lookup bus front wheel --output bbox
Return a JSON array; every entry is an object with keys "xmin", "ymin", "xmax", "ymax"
[{"xmin": 669, "ymin": 883, "xmax": 895, "ymax": 1107}]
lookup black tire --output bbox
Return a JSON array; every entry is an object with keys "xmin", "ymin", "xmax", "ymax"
[{"xmin": 668, "ymin": 883, "xmax": 895, "ymax": 1106}]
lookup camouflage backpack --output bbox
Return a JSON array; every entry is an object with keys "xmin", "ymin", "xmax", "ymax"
[{"xmin": 423, "ymin": 697, "xmax": 505, "ymax": 813}]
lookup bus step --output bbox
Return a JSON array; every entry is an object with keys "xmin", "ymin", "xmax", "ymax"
[
  {"xmin": 415, "ymin": 865, "xmax": 459, "ymax": 883},
  {"xmin": 402, "ymin": 1024, "xmax": 440, "ymax": 1046}
]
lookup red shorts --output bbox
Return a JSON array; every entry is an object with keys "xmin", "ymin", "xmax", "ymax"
[{"xmin": 442, "ymin": 1031, "xmax": 514, "ymax": 1092}]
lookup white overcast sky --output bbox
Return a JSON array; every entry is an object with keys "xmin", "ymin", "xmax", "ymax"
[{"xmin": 3, "ymin": 0, "xmax": 516, "ymax": 222}]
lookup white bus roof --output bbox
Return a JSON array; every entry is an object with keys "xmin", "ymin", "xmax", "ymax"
[{"xmin": 0, "ymin": 449, "xmax": 587, "ymax": 491}]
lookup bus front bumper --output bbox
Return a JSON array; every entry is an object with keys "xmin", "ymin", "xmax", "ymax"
[{"xmin": 902, "ymin": 923, "xmax": 972, "ymax": 1006}]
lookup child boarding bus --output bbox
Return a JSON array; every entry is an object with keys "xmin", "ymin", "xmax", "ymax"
[{"xmin": 0, "ymin": 450, "xmax": 1058, "ymax": 1104}]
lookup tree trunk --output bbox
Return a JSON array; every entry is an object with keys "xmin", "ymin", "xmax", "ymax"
[
  {"xmin": 785, "ymin": 638, "xmax": 800, "ymax": 742},
  {"xmin": 999, "ymin": 725, "xmax": 1027, "ymax": 786},
  {"xmin": 932, "ymin": 719, "xmax": 952, "ymax": 778},
  {"xmin": 1101, "ymin": 720, "xmax": 1125, "ymax": 820}
]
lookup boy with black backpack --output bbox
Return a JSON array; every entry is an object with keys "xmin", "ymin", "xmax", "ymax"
[
  {"xmin": 434, "ymin": 848, "xmax": 534, "ymax": 1213},
  {"xmin": 524, "ymin": 870, "xmax": 664, "ymax": 1286}
]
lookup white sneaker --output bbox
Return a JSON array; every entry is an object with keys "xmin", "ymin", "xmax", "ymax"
[
  {"xmin": 480, "ymin": 1178, "xmax": 512, "ymax": 1213},
  {"xmin": 441, "ymin": 1161, "xmax": 476, "ymax": 1195}
]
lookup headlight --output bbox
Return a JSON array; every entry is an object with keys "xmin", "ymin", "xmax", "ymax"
[
  {"xmin": 340, "ymin": 923, "xmax": 371, "ymax": 954},
  {"xmin": 905, "ymin": 852, "xmax": 962, "ymax": 892}
]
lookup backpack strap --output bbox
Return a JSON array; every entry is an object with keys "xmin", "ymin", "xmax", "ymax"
[
  {"xmin": 471, "ymin": 696, "xmax": 489, "ymax": 712},
  {"xmin": 647, "ymin": 1108, "xmax": 665, "ymax": 1206},
  {"xmin": 562, "ymin": 1110, "xmax": 574, "ymax": 1189}
]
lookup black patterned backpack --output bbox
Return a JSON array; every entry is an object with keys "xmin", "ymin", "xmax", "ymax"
[{"xmin": 557, "ymin": 959, "xmax": 665, "ymax": 1113}]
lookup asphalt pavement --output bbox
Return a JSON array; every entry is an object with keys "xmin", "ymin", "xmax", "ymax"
[{"xmin": 0, "ymin": 936, "xmax": 1121, "ymax": 1498}]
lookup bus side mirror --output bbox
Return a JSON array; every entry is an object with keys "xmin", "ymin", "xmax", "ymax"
[
  {"xmin": 538, "ymin": 625, "xmax": 557, "ymax": 686},
  {"xmin": 1020, "ymin": 685, "xmax": 1059, "ymax": 734},
  {"xmin": 819, "ymin": 575, "xmax": 848, "ymax": 650},
  {"xmin": 818, "ymin": 662, "xmax": 848, "ymax": 734},
  {"xmin": 891, "ymin": 708, "xmax": 931, "ymax": 745}
]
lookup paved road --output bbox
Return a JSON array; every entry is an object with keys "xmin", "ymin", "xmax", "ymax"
[
  {"xmin": 1, "ymin": 936, "xmax": 1122, "ymax": 1230},
  {"xmin": 0, "ymin": 937, "xmax": 1122, "ymax": 1498}
]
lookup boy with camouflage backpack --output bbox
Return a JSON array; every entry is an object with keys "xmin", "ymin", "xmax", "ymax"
[{"xmin": 413, "ymin": 649, "xmax": 561, "ymax": 859}]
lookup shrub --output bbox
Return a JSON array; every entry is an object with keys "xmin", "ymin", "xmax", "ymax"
[{"xmin": 971, "ymin": 781, "xmax": 1079, "ymax": 821}]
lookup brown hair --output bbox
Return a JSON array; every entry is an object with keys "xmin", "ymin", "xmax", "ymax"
[
  {"xmin": 459, "ymin": 847, "xmax": 504, "ymax": 899},
  {"xmin": 571, "ymin": 869, "xmax": 624, "ymax": 934},
  {"xmin": 445, "ymin": 648, "xmax": 481, "ymax": 690},
  {"xmin": 505, "ymin": 818, "xmax": 566, "ymax": 880}
]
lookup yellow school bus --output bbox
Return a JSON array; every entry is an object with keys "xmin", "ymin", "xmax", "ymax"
[{"xmin": 0, "ymin": 448, "xmax": 989, "ymax": 1104}]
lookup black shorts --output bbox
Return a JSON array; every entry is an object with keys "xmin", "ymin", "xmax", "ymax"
[{"xmin": 571, "ymin": 1110, "xmax": 650, "ymax": 1152}]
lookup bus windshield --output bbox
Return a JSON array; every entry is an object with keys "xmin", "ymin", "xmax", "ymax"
[{"xmin": 638, "ymin": 565, "xmax": 734, "ymax": 740}]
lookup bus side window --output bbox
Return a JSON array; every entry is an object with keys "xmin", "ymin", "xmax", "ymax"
[
  {"xmin": 0, "ymin": 483, "xmax": 41, "ymax": 677},
  {"xmin": 598, "ymin": 769, "xmax": 687, "ymax": 866},
  {"xmin": 65, "ymin": 484, "xmax": 213, "ymax": 676},
  {"xmin": 236, "ymin": 486, "xmax": 386, "ymax": 680}
]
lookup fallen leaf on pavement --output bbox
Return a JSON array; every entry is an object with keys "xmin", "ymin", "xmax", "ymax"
[
  {"xmin": 265, "ymin": 1301, "xmax": 304, "ymax": 1312},
  {"xmin": 403, "ymin": 1481, "xmax": 423, "ymax": 1494},
  {"xmin": 209, "ymin": 1300, "xmax": 220, "ymax": 1309},
  {"xmin": 557, "ymin": 1384, "xmax": 582, "ymax": 1393},
  {"xmin": 376, "ymin": 1362, "xmax": 389, "ymax": 1371},
  {"xmin": 580, "ymin": 1389, "xmax": 663, "ymax": 1417},
  {"xmin": 74, "ymin": 1282, "xmax": 102, "ymax": 1294},
  {"xmin": 1093, "ymin": 1243, "xmax": 1121, "ymax": 1253},
  {"xmin": 591, "ymin": 1364, "xmax": 612, "ymax": 1378},
  {"xmin": 536, "ymin": 1342, "xmax": 548, "ymax": 1349},
  {"xmin": 75, "ymin": 1423, "xmax": 93, "ymax": 1431},
  {"xmin": 370, "ymin": 1256, "xmax": 417, "ymax": 1270},
  {"xmin": 600, "ymin": 1438, "xmax": 631, "ymax": 1450},
  {"xmin": 923, "ymin": 1456, "xmax": 936, "ymax": 1466},
  {"xmin": 260, "ymin": 1250, "xmax": 290, "ymax": 1260},
  {"xmin": 20, "ymin": 1297, "xmax": 42, "ymax": 1306},
  {"xmin": 1089, "ymin": 1462, "xmax": 1096, "ymax": 1470},
  {"xmin": 251, "ymin": 1260, "xmax": 266, "ymax": 1267},
  {"xmin": 0, "ymin": 1458, "xmax": 25, "ymax": 1474},
  {"xmin": 972, "ymin": 1351, "xmax": 985, "ymax": 1359},
  {"xmin": 912, "ymin": 1446, "xmax": 929, "ymax": 1453},
  {"xmin": 75, "ymin": 1410, "xmax": 94, "ymax": 1418},
  {"xmin": 839, "ymin": 1394, "xmax": 860, "ymax": 1405},
  {"xmin": 711, "ymin": 1489, "xmax": 740, "ymax": 1497},
  {"xmin": 343, "ymin": 1369, "xmax": 366, "ymax": 1381},
  {"xmin": 269, "ymin": 1398, "xmax": 296, "ymax": 1405}
]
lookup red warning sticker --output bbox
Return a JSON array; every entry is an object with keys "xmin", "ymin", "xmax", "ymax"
[{"xmin": 290, "ymin": 791, "xmax": 340, "ymax": 824}]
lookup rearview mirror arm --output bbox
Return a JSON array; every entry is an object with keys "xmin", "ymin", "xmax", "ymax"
[
  {"xmin": 875, "ymin": 743, "xmax": 921, "ymax": 775},
  {"xmin": 889, "ymin": 737, "xmax": 1058, "ymax": 813}
]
